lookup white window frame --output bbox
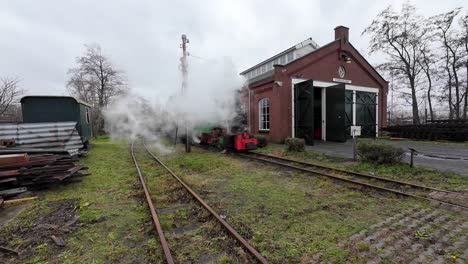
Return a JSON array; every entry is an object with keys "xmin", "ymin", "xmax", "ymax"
[{"xmin": 258, "ymin": 98, "xmax": 270, "ymax": 131}]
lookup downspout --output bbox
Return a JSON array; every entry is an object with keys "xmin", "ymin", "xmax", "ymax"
[{"xmin": 248, "ymin": 87, "xmax": 252, "ymax": 133}]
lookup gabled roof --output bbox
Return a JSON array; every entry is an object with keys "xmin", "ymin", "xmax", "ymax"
[
  {"xmin": 247, "ymin": 38, "xmax": 388, "ymax": 89},
  {"xmin": 347, "ymin": 43, "xmax": 388, "ymax": 86},
  {"xmin": 20, "ymin": 95, "xmax": 93, "ymax": 108},
  {"xmin": 240, "ymin": 38, "xmax": 319, "ymax": 75}
]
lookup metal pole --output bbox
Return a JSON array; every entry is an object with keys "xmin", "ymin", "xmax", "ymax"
[
  {"xmin": 353, "ymin": 134, "xmax": 358, "ymax": 161},
  {"xmin": 180, "ymin": 34, "xmax": 191, "ymax": 153},
  {"xmin": 409, "ymin": 148, "xmax": 417, "ymax": 168}
]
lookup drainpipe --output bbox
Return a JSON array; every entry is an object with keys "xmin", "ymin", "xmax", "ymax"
[{"xmin": 248, "ymin": 87, "xmax": 252, "ymax": 133}]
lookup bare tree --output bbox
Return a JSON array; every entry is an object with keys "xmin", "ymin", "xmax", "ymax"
[
  {"xmin": 460, "ymin": 14, "xmax": 468, "ymax": 119},
  {"xmin": 67, "ymin": 44, "xmax": 127, "ymax": 134},
  {"xmin": 0, "ymin": 77, "xmax": 23, "ymax": 120},
  {"xmin": 430, "ymin": 8, "xmax": 464, "ymax": 119},
  {"xmin": 363, "ymin": 4, "xmax": 425, "ymax": 124},
  {"xmin": 418, "ymin": 40, "xmax": 437, "ymax": 121}
]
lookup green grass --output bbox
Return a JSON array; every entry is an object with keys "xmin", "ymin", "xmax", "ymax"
[
  {"xmin": 3, "ymin": 137, "xmax": 465, "ymax": 263},
  {"xmin": 0, "ymin": 136, "xmax": 163, "ymax": 264},
  {"xmin": 146, "ymin": 143, "xmax": 423, "ymax": 263},
  {"xmin": 254, "ymin": 144, "xmax": 468, "ymax": 192},
  {"xmin": 133, "ymin": 145, "xmax": 253, "ymax": 263}
]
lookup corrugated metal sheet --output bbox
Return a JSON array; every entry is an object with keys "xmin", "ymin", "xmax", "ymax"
[{"xmin": 0, "ymin": 122, "xmax": 83, "ymax": 153}]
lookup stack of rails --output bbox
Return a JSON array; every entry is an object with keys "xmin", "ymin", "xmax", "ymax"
[
  {"xmin": 385, "ymin": 119, "xmax": 468, "ymax": 141},
  {"xmin": 0, "ymin": 153, "xmax": 88, "ymax": 206}
]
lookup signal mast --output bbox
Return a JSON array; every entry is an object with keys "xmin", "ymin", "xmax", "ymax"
[{"xmin": 180, "ymin": 34, "xmax": 191, "ymax": 153}]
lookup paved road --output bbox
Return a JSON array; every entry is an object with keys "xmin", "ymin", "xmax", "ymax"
[{"xmin": 303, "ymin": 139, "xmax": 468, "ymax": 176}]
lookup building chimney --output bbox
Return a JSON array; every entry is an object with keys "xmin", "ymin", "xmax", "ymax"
[{"xmin": 334, "ymin": 26, "xmax": 349, "ymax": 42}]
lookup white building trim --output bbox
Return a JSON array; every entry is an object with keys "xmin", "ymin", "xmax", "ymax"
[
  {"xmin": 321, "ymin": 88, "xmax": 326, "ymax": 141},
  {"xmin": 346, "ymin": 84, "xmax": 379, "ymax": 94},
  {"xmin": 291, "ymin": 78, "xmax": 308, "ymax": 138},
  {"xmin": 352, "ymin": 90, "xmax": 356, "ymax": 126}
]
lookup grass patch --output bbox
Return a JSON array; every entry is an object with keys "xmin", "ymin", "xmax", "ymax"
[
  {"xmin": 0, "ymin": 136, "xmax": 163, "ymax": 263},
  {"xmin": 145, "ymin": 143, "xmax": 423, "ymax": 262},
  {"xmin": 253, "ymin": 144, "xmax": 468, "ymax": 192}
]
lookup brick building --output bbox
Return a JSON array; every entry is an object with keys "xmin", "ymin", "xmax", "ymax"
[{"xmin": 240, "ymin": 26, "xmax": 388, "ymax": 144}]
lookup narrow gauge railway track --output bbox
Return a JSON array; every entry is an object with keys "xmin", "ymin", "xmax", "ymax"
[
  {"xmin": 238, "ymin": 152, "xmax": 468, "ymax": 211},
  {"xmin": 130, "ymin": 142, "xmax": 268, "ymax": 264}
]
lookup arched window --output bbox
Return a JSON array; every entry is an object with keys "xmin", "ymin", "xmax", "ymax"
[{"xmin": 258, "ymin": 98, "xmax": 270, "ymax": 131}]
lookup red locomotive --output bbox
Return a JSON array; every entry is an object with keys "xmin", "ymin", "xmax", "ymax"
[{"xmin": 198, "ymin": 126, "xmax": 258, "ymax": 151}]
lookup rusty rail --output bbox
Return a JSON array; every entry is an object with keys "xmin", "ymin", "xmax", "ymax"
[
  {"xmin": 130, "ymin": 143, "xmax": 174, "ymax": 264},
  {"xmin": 143, "ymin": 142, "xmax": 269, "ymax": 264},
  {"xmin": 247, "ymin": 152, "xmax": 464, "ymax": 195},
  {"xmin": 238, "ymin": 152, "xmax": 468, "ymax": 211}
]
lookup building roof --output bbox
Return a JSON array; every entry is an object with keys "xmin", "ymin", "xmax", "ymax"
[
  {"xmin": 247, "ymin": 38, "xmax": 388, "ymax": 89},
  {"xmin": 240, "ymin": 38, "xmax": 319, "ymax": 75},
  {"xmin": 20, "ymin": 95, "xmax": 93, "ymax": 108}
]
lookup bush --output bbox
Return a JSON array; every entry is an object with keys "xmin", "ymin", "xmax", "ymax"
[
  {"xmin": 285, "ymin": 137, "xmax": 305, "ymax": 152},
  {"xmin": 356, "ymin": 141, "xmax": 404, "ymax": 164},
  {"xmin": 254, "ymin": 134, "xmax": 268, "ymax": 148}
]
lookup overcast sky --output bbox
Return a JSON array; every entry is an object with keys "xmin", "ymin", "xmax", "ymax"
[{"xmin": 1, "ymin": 0, "xmax": 465, "ymax": 103}]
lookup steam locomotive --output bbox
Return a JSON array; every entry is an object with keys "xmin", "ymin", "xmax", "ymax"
[{"xmin": 198, "ymin": 126, "xmax": 258, "ymax": 151}]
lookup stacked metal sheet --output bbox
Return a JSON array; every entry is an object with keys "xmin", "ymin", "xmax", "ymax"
[
  {"xmin": 0, "ymin": 153, "xmax": 88, "ymax": 203},
  {"xmin": 0, "ymin": 122, "xmax": 84, "ymax": 155}
]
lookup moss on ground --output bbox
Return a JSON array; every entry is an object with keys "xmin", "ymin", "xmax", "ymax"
[
  {"xmin": 0, "ymin": 136, "xmax": 163, "ymax": 264},
  {"xmin": 254, "ymin": 144, "xmax": 468, "ymax": 192},
  {"xmin": 3, "ymin": 137, "xmax": 465, "ymax": 263},
  {"xmin": 133, "ymin": 145, "xmax": 254, "ymax": 263},
  {"xmin": 148, "ymin": 144, "xmax": 423, "ymax": 263}
]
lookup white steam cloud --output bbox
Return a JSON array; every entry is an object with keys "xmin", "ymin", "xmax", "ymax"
[{"xmin": 103, "ymin": 57, "xmax": 245, "ymax": 151}]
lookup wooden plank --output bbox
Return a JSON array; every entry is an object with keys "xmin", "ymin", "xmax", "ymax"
[
  {"xmin": 0, "ymin": 154, "xmax": 29, "ymax": 166},
  {"xmin": 3, "ymin": 196, "xmax": 38, "ymax": 205},
  {"xmin": 0, "ymin": 170, "xmax": 19, "ymax": 177}
]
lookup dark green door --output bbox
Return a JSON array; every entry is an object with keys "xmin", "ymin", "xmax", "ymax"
[
  {"xmin": 294, "ymin": 80, "xmax": 314, "ymax": 145},
  {"xmin": 345, "ymin": 90, "xmax": 353, "ymax": 138},
  {"xmin": 326, "ymin": 84, "xmax": 346, "ymax": 142},
  {"xmin": 356, "ymin": 91, "xmax": 376, "ymax": 137}
]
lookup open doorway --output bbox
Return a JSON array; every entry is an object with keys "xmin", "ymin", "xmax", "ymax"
[{"xmin": 313, "ymin": 87, "xmax": 322, "ymax": 140}]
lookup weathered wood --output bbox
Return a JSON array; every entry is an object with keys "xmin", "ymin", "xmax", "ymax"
[
  {"xmin": 0, "ymin": 154, "xmax": 29, "ymax": 166},
  {"xmin": 3, "ymin": 196, "xmax": 38, "ymax": 205},
  {"xmin": 0, "ymin": 245, "xmax": 19, "ymax": 255},
  {"xmin": 0, "ymin": 170, "xmax": 19, "ymax": 177},
  {"xmin": 50, "ymin": 235, "xmax": 66, "ymax": 247},
  {"xmin": 0, "ymin": 153, "xmax": 89, "ymax": 197}
]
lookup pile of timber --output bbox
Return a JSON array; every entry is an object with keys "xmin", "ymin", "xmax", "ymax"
[
  {"xmin": 384, "ymin": 119, "xmax": 468, "ymax": 141},
  {"xmin": 0, "ymin": 153, "xmax": 88, "ymax": 205}
]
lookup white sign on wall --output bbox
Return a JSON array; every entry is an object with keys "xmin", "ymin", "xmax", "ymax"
[
  {"xmin": 351, "ymin": 126, "xmax": 361, "ymax": 137},
  {"xmin": 333, "ymin": 78, "xmax": 352, "ymax": 84}
]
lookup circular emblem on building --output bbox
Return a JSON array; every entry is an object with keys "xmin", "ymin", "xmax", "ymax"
[{"xmin": 338, "ymin": 66, "xmax": 346, "ymax": 78}]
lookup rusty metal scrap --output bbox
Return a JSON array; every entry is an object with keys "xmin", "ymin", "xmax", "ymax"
[
  {"xmin": 0, "ymin": 122, "xmax": 84, "ymax": 156},
  {"xmin": 0, "ymin": 153, "xmax": 88, "ymax": 204}
]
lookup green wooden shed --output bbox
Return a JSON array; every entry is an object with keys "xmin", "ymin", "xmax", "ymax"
[{"xmin": 20, "ymin": 96, "xmax": 93, "ymax": 143}]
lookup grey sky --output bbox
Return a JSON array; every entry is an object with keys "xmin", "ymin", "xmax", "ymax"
[{"xmin": 1, "ymin": 0, "xmax": 465, "ymax": 103}]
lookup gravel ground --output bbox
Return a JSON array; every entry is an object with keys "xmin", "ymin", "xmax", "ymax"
[{"xmin": 313, "ymin": 207, "xmax": 468, "ymax": 263}]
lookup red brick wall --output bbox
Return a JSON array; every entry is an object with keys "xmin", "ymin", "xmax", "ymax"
[{"xmin": 246, "ymin": 40, "xmax": 388, "ymax": 143}]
